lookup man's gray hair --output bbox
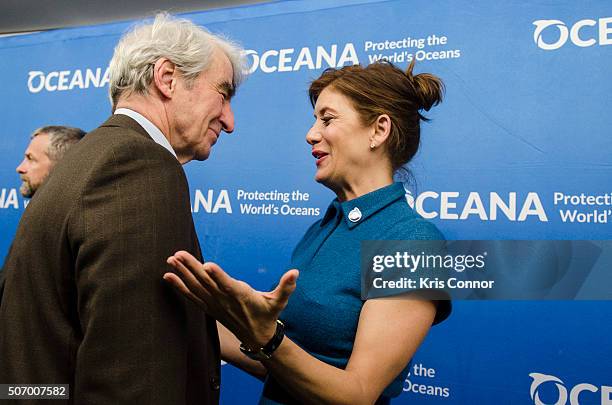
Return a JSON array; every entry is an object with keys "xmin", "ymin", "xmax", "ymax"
[
  {"xmin": 108, "ymin": 13, "xmax": 246, "ymax": 108},
  {"xmin": 32, "ymin": 126, "xmax": 86, "ymax": 161}
]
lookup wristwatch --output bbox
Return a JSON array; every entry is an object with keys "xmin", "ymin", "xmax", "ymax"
[{"xmin": 239, "ymin": 319, "xmax": 285, "ymax": 361}]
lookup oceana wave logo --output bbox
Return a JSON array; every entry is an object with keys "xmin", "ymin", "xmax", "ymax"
[
  {"xmin": 533, "ymin": 17, "xmax": 612, "ymax": 50},
  {"xmin": 529, "ymin": 372, "xmax": 612, "ymax": 405},
  {"xmin": 27, "ymin": 67, "xmax": 110, "ymax": 93},
  {"xmin": 530, "ymin": 373, "xmax": 568, "ymax": 405}
]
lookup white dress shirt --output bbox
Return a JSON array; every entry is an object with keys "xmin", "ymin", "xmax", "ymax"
[{"xmin": 114, "ymin": 108, "xmax": 177, "ymax": 160}]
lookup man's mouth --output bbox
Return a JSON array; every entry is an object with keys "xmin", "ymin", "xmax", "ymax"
[{"xmin": 209, "ymin": 128, "xmax": 221, "ymax": 143}]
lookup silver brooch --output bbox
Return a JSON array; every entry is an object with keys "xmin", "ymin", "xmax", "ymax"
[{"xmin": 348, "ymin": 207, "xmax": 362, "ymax": 222}]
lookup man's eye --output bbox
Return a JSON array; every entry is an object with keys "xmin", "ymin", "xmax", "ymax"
[
  {"xmin": 321, "ymin": 116, "xmax": 333, "ymax": 126},
  {"xmin": 217, "ymin": 90, "xmax": 229, "ymax": 101}
]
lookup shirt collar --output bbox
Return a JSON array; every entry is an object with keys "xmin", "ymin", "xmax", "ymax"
[
  {"xmin": 320, "ymin": 183, "xmax": 406, "ymax": 229},
  {"xmin": 114, "ymin": 108, "xmax": 177, "ymax": 160},
  {"xmin": 321, "ymin": 199, "xmax": 342, "ymax": 226}
]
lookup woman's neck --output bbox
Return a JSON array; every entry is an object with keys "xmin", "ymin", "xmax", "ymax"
[{"xmin": 333, "ymin": 172, "xmax": 394, "ymax": 202}]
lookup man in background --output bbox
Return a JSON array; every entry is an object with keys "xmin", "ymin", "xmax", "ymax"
[
  {"xmin": 16, "ymin": 125, "xmax": 85, "ymax": 198},
  {"xmin": 0, "ymin": 125, "xmax": 84, "ymax": 308},
  {"xmin": 0, "ymin": 13, "xmax": 244, "ymax": 404}
]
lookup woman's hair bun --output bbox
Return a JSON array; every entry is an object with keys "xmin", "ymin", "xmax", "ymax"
[{"xmin": 406, "ymin": 59, "xmax": 445, "ymax": 113}]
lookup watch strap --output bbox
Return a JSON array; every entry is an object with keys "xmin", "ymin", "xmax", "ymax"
[{"xmin": 240, "ymin": 319, "xmax": 285, "ymax": 361}]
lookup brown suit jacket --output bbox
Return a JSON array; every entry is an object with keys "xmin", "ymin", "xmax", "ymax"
[{"xmin": 0, "ymin": 115, "xmax": 220, "ymax": 404}]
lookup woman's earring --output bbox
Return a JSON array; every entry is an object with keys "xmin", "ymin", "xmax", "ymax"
[{"xmin": 370, "ymin": 142, "xmax": 376, "ymax": 150}]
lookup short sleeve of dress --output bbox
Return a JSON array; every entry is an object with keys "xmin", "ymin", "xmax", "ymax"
[{"xmin": 386, "ymin": 216, "xmax": 452, "ymax": 325}]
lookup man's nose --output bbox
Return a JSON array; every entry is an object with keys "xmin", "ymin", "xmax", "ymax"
[
  {"xmin": 220, "ymin": 102, "xmax": 235, "ymax": 134},
  {"xmin": 16, "ymin": 160, "xmax": 27, "ymax": 174}
]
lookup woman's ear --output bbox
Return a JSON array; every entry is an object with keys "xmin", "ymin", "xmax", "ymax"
[
  {"xmin": 152, "ymin": 57, "xmax": 177, "ymax": 99},
  {"xmin": 370, "ymin": 114, "xmax": 391, "ymax": 148}
]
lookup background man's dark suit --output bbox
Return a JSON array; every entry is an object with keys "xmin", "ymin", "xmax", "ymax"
[{"xmin": 0, "ymin": 115, "xmax": 220, "ymax": 404}]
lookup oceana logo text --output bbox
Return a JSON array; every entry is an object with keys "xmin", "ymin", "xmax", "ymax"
[
  {"xmin": 27, "ymin": 67, "xmax": 110, "ymax": 93},
  {"xmin": 243, "ymin": 43, "xmax": 359, "ymax": 74},
  {"xmin": 533, "ymin": 17, "xmax": 612, "ymax": 50},
  {"xmin": 529, "ymin": 372, "xmax": 612, "ymax": 405},
  {"xmin": 405, "ymin": 191, "xmax": 548, "ymax": 222}
]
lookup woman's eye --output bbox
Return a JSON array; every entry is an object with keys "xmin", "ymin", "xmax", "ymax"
[{"xmin": 321, "ymin": 116, "xmax": 333, "ymax": 126}]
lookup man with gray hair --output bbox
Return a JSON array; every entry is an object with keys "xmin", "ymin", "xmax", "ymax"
[
  {"xmin": 16, "ymin": 125, "xmax": 85, "ymax": 198},
  {"xmin": 0, "ymin": 13, "xmax": 244, "ymax": 404}
]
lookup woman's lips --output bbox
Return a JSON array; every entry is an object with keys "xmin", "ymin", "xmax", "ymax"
[
  {"xmin": 312, "ymin": 150, "xmax": 329, "ymax": 167},
  {"xmin": 315, "ymin": 155, "xmax": 328, "ymax": 166}
]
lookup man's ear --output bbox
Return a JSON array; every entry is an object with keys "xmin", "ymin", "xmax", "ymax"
[
  {"xmin": 370, "ymin": 114, "xmax": 392, "ymax": 148},
  {"xmin": 152, "ymin": 58, "xmax": 177, "ymax": 99}
]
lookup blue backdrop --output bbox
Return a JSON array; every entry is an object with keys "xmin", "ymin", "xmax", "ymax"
[{"xmin": 1, "ymin": 1, "xmax": 610, "ymax": 403}]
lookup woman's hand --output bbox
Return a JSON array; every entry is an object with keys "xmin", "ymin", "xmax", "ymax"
[{"xmin": 164, "ymin": 251, "xmax": 299, "ymax": 348}]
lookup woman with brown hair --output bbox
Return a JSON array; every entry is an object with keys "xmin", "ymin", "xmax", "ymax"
[{"xmin": 165, "ymin": 60, "xmax": 451, "ymax": 404}]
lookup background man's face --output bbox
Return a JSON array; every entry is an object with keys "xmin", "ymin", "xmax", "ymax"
[{"xmin": 16, "ymin": 134, "xmax": 53, "ymax": 198}]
